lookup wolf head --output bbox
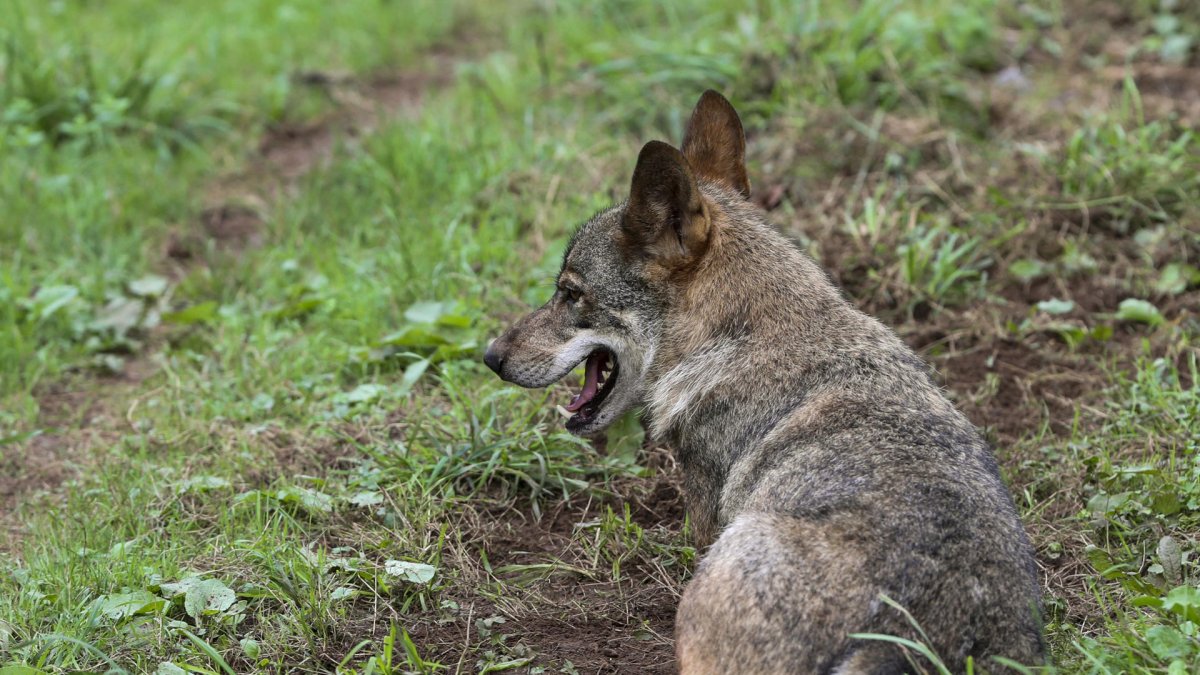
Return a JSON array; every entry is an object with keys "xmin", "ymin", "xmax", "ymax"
[{"xmin": 483, "ymin": 91, "xmax": 756, "ymax": 436}]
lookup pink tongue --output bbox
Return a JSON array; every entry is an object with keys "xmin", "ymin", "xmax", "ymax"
[{"xmin": 566, "ymin": 352, "xmax": 604, "ymax": 412}]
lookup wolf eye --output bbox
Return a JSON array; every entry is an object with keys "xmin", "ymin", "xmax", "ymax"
[{"xmin": 560, "ymin": 286, "xmax": 582, "ymax": 305}]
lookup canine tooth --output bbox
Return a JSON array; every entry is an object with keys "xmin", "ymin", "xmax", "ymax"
[{"xmin": 556, "ymin": 405, "xmax": 572, "ymax": 418}]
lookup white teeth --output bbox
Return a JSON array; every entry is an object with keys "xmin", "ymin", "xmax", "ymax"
[{"xmin": 556, "ymin": 405, "xmax": 572, "ymax": 419}]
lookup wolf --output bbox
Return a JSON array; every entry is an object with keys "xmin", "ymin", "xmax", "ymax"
[{"xmin": 483, "ymin": 91, "xmax": 1044, "ymax": 674}]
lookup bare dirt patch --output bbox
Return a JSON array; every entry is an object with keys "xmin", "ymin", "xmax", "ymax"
[
  {"xmin": 1, "ymin": 379, "xmax": 128, "ymax": 552},
  {"xmin": 333, "ymin": 458, "xmax": 689, "ymax": 674},
  {"xmin": 164, "ymin": 60, "xmax": 455, "ymax": 266}
]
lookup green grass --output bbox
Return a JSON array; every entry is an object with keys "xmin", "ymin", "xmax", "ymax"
[
  {"xmin": 2, "ymin": 0, "xmax": 1199, "ymax": 671},
  {"xmin": 0, "ymin": 0, "xmax": 462, "ymax": 401}
]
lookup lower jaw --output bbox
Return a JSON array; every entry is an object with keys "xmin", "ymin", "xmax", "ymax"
[
  {"xmin": 565, "ymin": 413, "xmax": 594, "ymax": 435},
  {"xmin": 565, "ymin": 409, "xmax": 604, "ymax": 435}
]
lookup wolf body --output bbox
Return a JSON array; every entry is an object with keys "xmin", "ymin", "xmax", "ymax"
[{"xmin": 484, "ymin": 91, "xmax": 1044, "ymax": 674}]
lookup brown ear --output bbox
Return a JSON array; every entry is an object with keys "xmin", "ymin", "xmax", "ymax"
[
  {"xmin": 622, "ymin": 140, "xmax": 709, "ymax": 262},
  {"xmin": 680, "ymin": 90, "xmax": 750, "ymax": 199}
]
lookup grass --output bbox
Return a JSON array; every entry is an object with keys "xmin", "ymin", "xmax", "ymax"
[{"xmin": 1, "ymin": 0, "xmax": 1198, "ymax": 672}]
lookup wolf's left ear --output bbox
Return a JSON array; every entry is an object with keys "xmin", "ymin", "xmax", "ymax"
[
  {"xmin": 622, "ymin": 140, "xmax": 708, "ymax": 263},
  {"xmin": 681, "ymin": 90, "xmax": 750, "ymax": 199}
]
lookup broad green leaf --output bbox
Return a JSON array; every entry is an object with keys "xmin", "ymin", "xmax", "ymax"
[
  {"xmin": 1085, "ymin": 546, "xmax": 1119, "ymax": 576},
  {"xmin": 108, "ymin": 536, "xmax": 143, "ymax": 557},
  {"xmin": 1050, "ymin": 324, "xmax": 1086, "ymax": 349},
  {"xmin": 1162, "ymin": 586, "xmax": 1200, "ymax": 623},
  {"xmin": 336, "ymin": 383, "xmax": 387, "ymax": 405},
  {"xmin": 96, "ymin": 590, "xmax": 161, "ymax": 620},
  {"xmin": 271, "ymin": 296, "xmax": 323, "ymax": 319},
  {"xmin": 128, "ymin": 274, "xmax": 169, "ymax": 298},
  {"xmin": 276, "ymin": 486, "xmax": 333, "ymax": 514},
  {"xmin": 404, "ymin": 300, "xmax": 454, "ymax": 324},
  {"xmin": 1087, "ymin": 491, "xmax": 1131, "ymax": 517},
  {"xmin": 162, "ymin": 301, "xmax": 219, "ymax": 325},
  {"xmin": 350, "ymin": 491, "xmax": 384, "ymax": 507},
  {"xmin": 251, "ymin": 393, "xmax": 275, "ymax": 411},
  {"xmin": 437, "ymin": 312, "xmax": 473, "ymax": 328},
  {"xmin": 183, "ymin": 578, "xmax": 236, "ymax": 619},
  {"xmin": 397, "ymin": 358, "xmax": 431, "ymax": 395},
  {"xmin": 240, "ymin": 637, "xmax": 261, "ymax": 659},
  {"xmin": 178, "ymin": 476, "xmax": 231, "ymax": 493},
  {"xmin": 1115, "ymin": 298, "xmax": 1164, "ymax": 326},
  {"xmin": 91, "ymin": 297, "xmax": 149, "ymax": 334},
  {"xmin": 383, "ymin": 560, "xmax": 436, "ymax": 585},
  {"xmin": 26, "ymin": 285, "xmax": 79, "ymax": 320},
  {"xmin": 1156, "ymin": 263, "xmax": 1200, "ymax": 296},
  {"xmin": 380, "ymin": 325, "xmax": 452, "ymax": 348},
  {"xmin": 1158, "ymin": 536, "xmax": 1183, "ymax": 585},
  {"xmin": 1153, "ymin": 492, "xmax": 1182, "ymax": 517},
  {"xmin": 1009, "ymin": 259, "xmax": 1045, "ymax": 282},
  {"xmin": 1035, "ymin": 299, "xmax": 1074, "ymax": 315},
  {"xmin": 159, "ymin": 576, "xmax": 202, "ymax": 598},
  {"xmin": 1145, "ymin": 625, "xmax": 1192, "ymax": 660},
  {"xmin": 409, "ymin": 299, "xmax": 473, "ymax": 328}
]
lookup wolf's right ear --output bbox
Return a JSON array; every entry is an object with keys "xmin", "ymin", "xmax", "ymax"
[{"xmin": 622, "ymin": 140, "xmax": 709, "ymax": 264}]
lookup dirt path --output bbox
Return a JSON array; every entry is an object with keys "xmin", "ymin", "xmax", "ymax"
[{"xmin": 171, "ymin": 58, "xmax": 457, "ymax": 263}]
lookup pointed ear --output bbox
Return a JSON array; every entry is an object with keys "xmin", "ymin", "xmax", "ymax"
[
  {"xmin": 622, "ymin": 140, "xmax": 709, "ymax": 263},
  {"xmin": 681, "ymin": 90, "xmax": 750, "ymax": 199}
]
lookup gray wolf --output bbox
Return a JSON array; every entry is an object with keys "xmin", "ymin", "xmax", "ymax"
[{"xmin": 484, "ymin": 91, "xmax": 1044, "ymax": 673}]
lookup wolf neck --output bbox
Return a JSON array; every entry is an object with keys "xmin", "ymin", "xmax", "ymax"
[{"xmin": 645, "ymin": 210, "xmax": 879, "ymax": 473}]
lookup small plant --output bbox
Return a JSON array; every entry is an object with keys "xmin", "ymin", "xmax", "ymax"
[
  {"xmin": 896, "ymin": 226, "xmax": 990, "ymax": 311},
  {"xmin": 1055, "ymin": 80, "xmax": 1199, "ymax": 232},
  {"xmin": 336, "ymin": 625, "xmax": 445, "ymax": 674},
  {"xmin": 0, "ymin": 27, "xmax": 231, "ymax": 152},
  {"xmin": 1141, "ymin": 0, "xmax": 1197, "ymax": 64}
]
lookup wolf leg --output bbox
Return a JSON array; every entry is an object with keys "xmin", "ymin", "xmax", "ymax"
[{"xmin": 676, "ymin": 512, "xmax": 882, "ymax": 674}]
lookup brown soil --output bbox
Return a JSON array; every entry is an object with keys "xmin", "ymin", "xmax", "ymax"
[
  {"xmin": 1, "ymin": 378, "xmax": 127, "ymax": 552},
  {"xmin": 414, "ymin": 463, "xmax": 687, "ymax": 674},
  {"xmin": 165, "ymin": 56, "xmax": 456, "ymax": 267}
]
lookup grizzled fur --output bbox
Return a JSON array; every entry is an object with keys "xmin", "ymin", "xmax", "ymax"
[{"xmin": 485, "ymin": 91, "xmax": 1044, "ymax": 673}]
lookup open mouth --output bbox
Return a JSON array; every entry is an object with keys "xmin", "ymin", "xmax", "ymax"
[{"xmin": 562, "ymin": 349, "xmax": 618, "ymax": 431}]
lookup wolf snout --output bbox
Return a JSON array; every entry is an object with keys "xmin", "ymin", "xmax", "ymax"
[{"xmin": 483, "ymin": 338, "xmax": 506, "ymax": 375}]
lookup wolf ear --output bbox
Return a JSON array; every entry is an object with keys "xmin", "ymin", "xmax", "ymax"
[
  {"xmin": 681, "ymin": 90, "xmax": 750, "ymax": 199},
  {"xmin": 622, "ymin": 140, "xmax": 709, "ymax": 262}
]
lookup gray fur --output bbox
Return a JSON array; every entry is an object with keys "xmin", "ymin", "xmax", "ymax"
[{"xmin": 484, "ymin": 91, "xmax": 1044, "ymax": 673}]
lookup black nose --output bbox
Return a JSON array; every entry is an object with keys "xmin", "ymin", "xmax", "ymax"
[{"xmin": 483, "ymin": 341, "xmax": 504, "ymax": 375}]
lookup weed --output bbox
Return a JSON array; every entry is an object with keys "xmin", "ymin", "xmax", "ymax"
[
  {"xmin": 897, "ymin": 225, "xmax": 991, "ymax": 312},
  {"xmin": 0, "ymin": 31, "xmax": 231, "ymax": 153},
  {"xmin": 1055, "ymin": 80, "xmax": 1199, "ymax": 232}
]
